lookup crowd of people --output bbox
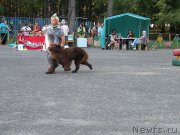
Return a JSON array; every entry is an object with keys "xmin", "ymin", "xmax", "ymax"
[
  {"xmin": 76, "ymin": 22, "xmax": 104, "ymax": 39},
  {"xmin": 20, "ymin": 22, "xmax": 49, "ymax": 36},
  {"xmin": 0, "ymin": 15, "xmax": 148, "ymax": 51},
  {"xmin": 106, "ymin": 29, "xmax": 148, "ymax": 50},
  {"xmin": 0, "ymin": 14, "xmax": 149, "ymax": 74}
]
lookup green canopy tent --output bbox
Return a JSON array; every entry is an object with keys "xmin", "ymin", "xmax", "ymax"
[{"xmin": 100, "ymin": 13, "xmax": 150, "ymax": 48}]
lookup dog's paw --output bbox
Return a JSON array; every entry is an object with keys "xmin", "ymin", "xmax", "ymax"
[
  {"xmin": 89, "ymin": 65, "xmax": 93, "ymax": 70},
  {"xmin": 72, "ymin": 70, "xmax": 77, "ymax": 73},
  {"xmin": 45, "ymin": 71, "xmax": 55, "ymax": 74},
  {"xmin": 64, "ymin": 68, "xmax": 71, "ymax": 71}
]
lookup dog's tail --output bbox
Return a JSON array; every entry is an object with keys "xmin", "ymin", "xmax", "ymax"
[{"xmin": 80, "ymin": 49, "xmax": 89, "ymax": 63}]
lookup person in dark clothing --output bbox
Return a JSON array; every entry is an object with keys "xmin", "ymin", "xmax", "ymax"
[{"xmin": 126, "ymin": 30, "xmax": 134, "ymax": 50}]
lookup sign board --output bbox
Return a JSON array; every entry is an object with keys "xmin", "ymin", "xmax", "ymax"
[{"xmin": 77, "ymin": 38, "xmax": 87, "ymax": 47}]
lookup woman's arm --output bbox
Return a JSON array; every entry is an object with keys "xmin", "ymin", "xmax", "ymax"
[{"xmin": 60, "ymin": 35, "xmax": 65, "ymax": 47}]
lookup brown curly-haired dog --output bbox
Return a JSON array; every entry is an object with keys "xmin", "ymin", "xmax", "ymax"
[{"xmin": 48, "ymin": 46, "xmax": 93, "ymax": 73}]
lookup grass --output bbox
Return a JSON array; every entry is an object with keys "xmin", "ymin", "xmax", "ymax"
[{"xmin": 148, "ymin": 40, "xmax": 180, "ymax": 50}]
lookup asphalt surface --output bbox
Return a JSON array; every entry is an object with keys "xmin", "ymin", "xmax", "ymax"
[{"xmin": 0, "ymin": 46, "xmax": 180, "ymax": 135}]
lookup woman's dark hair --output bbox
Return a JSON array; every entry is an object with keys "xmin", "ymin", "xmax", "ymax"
[
  {"xmin": 112, "ymin": 29, "xmax": 116, "ymax": 32},
  {"xmin": 112, "ymin": 29, "xmax": 116, "ymax": 34},
  {"xmin": 127, "ymin": 29, "xmax": 134, "ymax": 35},
  {"xmin": 127, "ymin": 29, "xmax": 132, "ymax": 34}
]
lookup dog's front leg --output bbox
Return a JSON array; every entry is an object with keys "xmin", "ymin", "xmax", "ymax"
[
  {"xmin": 56, "ymin": 54, "xmax": 64, "ymax": 68},
  {"xmin": 63, "ymin": 60, "xmax": 72, "ymax": 71},
  {"xmin": 72, "ymin": 60, "xmax": 80, "ymax": 73}
]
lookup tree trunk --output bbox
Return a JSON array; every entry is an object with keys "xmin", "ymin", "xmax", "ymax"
[
  {"xmin": 107, "ymin": 0, "xmax": 113, "ymax": 17},
  {"xmin": 48, "ymin": 0, "xmax": 51, "ymax": 17},
  {"xmin": 68, "ymin": 0, "xmax": 76, "ymax": 33},
  {"xmin": 60, "ymin": 2, "xmax": 65, "ymax": 16},
  {"xmin": 57, "ymin": 0, "xmax": 61, "ymax": 15}
]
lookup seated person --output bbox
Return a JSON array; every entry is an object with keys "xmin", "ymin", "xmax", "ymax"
[
  {"xmin": 77, "ymin": 23, "xmax": 86, "ymax": 38},
  {"xmin": 127, "ymin": 30, "xmax": 134, "ymax": 38},
  {"xmin": 131, "ymin": 38, "xmax": 140, "ymax": 50},
  {"xmin": 21, "ymin": 24, "xmax": 32, "ymax": 36},
  {"xmin": 126, "ymin": 30, "xmax": 134, "ymax": 50},
  {"xmin": 108, "ymin": 29, "xmax": 119, "ymax": 49},
  {"xmin": 33, "ymin": 23, "xmax": 41, "ymax": 35},
  {"xmin": 17, "ymin": 33, "xmax": 25, "ymax": 44},
  {"xmin": 141, "ymin": 30, "xmax": 148, "ymax": 51}
]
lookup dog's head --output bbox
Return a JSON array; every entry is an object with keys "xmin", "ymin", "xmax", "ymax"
[
  {"xmin": 48, "ymin": 45, "xmax": 63, "ymax": 61},
  {"xmin": 48, "ymin": 45, "xmax": 62, "ymax": 54}
]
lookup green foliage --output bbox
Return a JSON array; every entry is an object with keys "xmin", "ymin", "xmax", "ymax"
[
  {"xmin": 0, "ymin": 5, "xmax": 4, "ymax": 14},
  {"xmin": 1, "ymin": 0, "xmax": 180, "ymax": 33},
  {"xmin": 156, "ymin": 0, "xmax": 180, "ymax": 33}
]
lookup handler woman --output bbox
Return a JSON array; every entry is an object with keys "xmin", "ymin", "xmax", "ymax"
[{"xmin": 44, "ymin": 13, "xmax": 65, "ymax": 74}]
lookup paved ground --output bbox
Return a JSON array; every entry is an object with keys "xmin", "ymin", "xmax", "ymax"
[{"xmin": 0, "ymin": 46, "xmax": 180, "ymax": 135}]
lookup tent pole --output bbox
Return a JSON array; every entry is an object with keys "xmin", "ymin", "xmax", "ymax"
[
  {"xmin": 147, "ymin": 22, "xmax": 149, "ymax": 37},
  {"xmin": 108, "ymin": 20, "xmax": 110, "ymax": 34},
  {"xmin": 139, "ymin": 20, "xmax": 141, "ymax": 37}
]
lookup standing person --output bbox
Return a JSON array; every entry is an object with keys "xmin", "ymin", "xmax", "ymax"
[
  {"xmin": 91, "ymin": 24, "xmax": 98, "ymax": 38},
  {"xmin": 141, "ymin": 30, "xmax": 148, "ymax": 51},
  {"xmin": 98, "ymin": 23, "xmax": 103, "ymax": 37},
  {"xmin": 44, "ymin": 13, "xmax": 65, "ymax": 74},
  {"xmin": 60, "ymin": 19, "xmax": 69, "ymax": 43},
  {"xmin": 28, "ymin": 22, "xmax": 34, "ymax": 31},
  {"xmin": 41, "ymin": 24, "xmax": 48, "ymax": 35},
  {"xmin": 0, "ymin": 20, "xmax": 10, "ymax": 45},
  {"xmin": 9, "ymin": 21, "xmax": 14, "ymax": 37}
]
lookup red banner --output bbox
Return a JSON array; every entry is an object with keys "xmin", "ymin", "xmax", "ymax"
[{"xmin": 17, "ymin": 33, "xmax": 45, "ymax": 50}]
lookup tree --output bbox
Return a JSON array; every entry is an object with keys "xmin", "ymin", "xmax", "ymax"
[
  {"xmin": 68, "ymin": 0, "xmax": 76, "ymax": 33},
  {"xmin": 107, "ymin": 0, "xmax": 113, "ymax": 17},
  {"xmin": 1, "ymin": 0, "xmax": 179, "ymax": 33},
  {"xmin": 156, "ymin": 0, "xmax": 180, "ymax": 33}
]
